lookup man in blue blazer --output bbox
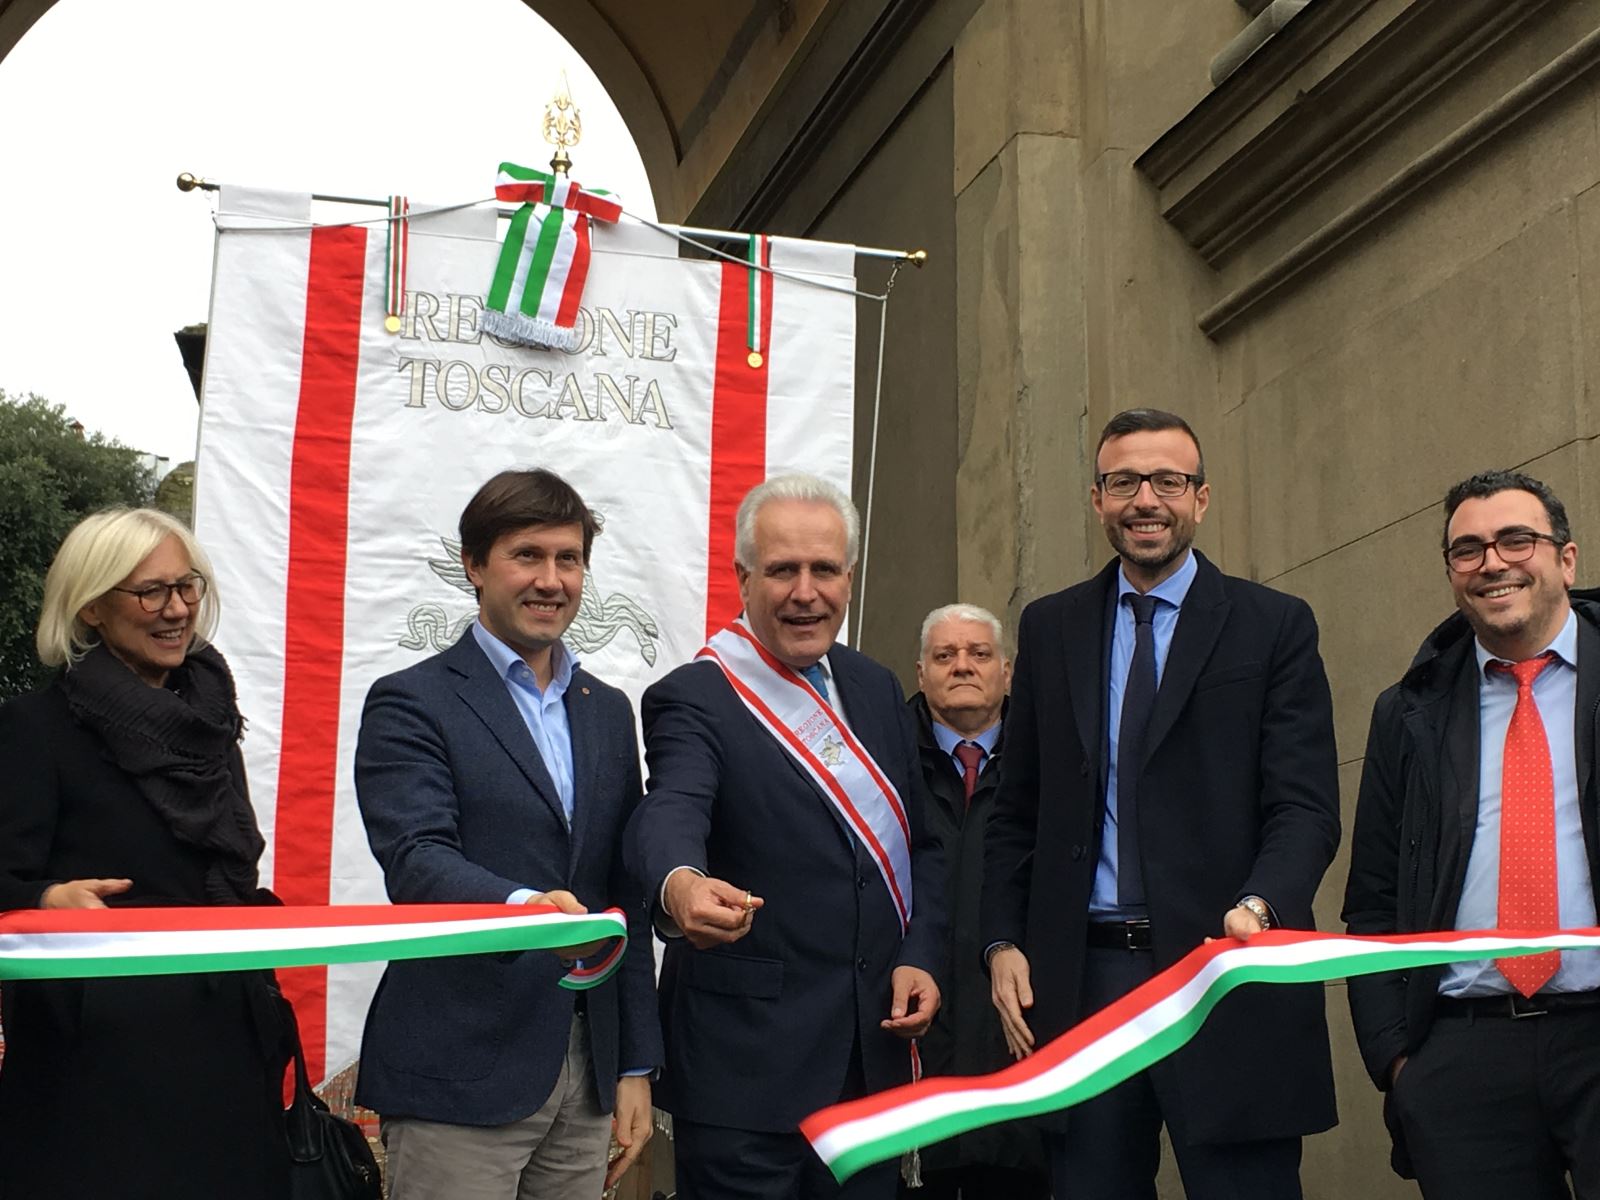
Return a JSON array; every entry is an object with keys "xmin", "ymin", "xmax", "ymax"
[
  {"xmin": 626, "ymin": 473, "xmax": 947, "ymax": 1199},
  {"xmin": 355, "ymin": 469, "xmax": 662, "ymax": 1200}
]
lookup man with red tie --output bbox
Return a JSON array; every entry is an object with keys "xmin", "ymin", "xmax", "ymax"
[{"xmin": 1345, "ymin": 469, "xmax": 1600, "ymax": 1197}]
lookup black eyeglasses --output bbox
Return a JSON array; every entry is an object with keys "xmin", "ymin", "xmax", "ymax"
[
  {"xmin": 1095, "ymin": 471, "xmax": 1204, "ymax": 499},
  {"xmin": 110, "ymin": 574, "xmax": 208, "ymax": 613},
  {"xmin": 1443, "ymin": 532, "xmax": 1565, "ymax": 573}
]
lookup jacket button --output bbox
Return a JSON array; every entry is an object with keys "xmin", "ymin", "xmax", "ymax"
[
  {"xmin": 857, "ymin": 956, "xmax": 868, "ymax": 972},
  {"xmin": 1080, "ymin": 759, "xmax": 1090, "ymax": 776},
  {"xmin": 1070, "ymin": 845, "xmax": 1085, "ymax": 862},
  {"xmin": 857, "ymin": 875, "xmax": 868, "ymax": 890}
]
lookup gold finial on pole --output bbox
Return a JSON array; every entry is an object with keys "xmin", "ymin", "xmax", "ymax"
[{"xmin": 543, "ymin": 71, "xmax": 583, "ymax": 177}]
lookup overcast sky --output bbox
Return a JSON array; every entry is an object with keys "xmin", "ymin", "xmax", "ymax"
[{"xmin": 0, "ymin": 0, "xmax": 654, "ymax": 466}]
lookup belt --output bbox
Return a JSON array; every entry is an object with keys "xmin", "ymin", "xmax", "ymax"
[
  {"xmin": 1085, "ymin": 919, "xmax": 1153, "ymax": 951},
  {"xmin": 1435, "ymin": 990, "xmax": 1600, "ymax": 1020}
]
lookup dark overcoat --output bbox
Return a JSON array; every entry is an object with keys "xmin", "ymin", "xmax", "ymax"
[
  {"xmin": 0, "ymin": 680, "xmax": 290, "ymax": 1200},
  {"xmin": 981, "ymin": 552, "xmax": 1340, "ymax": 1143}
]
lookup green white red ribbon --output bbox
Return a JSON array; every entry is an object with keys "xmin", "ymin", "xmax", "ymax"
[
  {"xmin": 0, "ymin": 903, "xmax": 627, "ymax": 990},
  {"xmin": 801, "ymin": 927, "xmax": 1600, "ymax": 1182},
  {"xmin": 745, "ymin": 235, "xmax": 771, "ymax": 365},
  {"xmin": 483, "ymin": 162, "xmax": 622, "ymax": 351}
]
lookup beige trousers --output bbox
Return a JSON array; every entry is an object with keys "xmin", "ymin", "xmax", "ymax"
[{"xmin": 382, "ymin": 1015, "xmax": 612, "ymax": 1200}]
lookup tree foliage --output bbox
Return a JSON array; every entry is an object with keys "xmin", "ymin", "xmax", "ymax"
[{"xmin": 0, "ymin": 391, "xmax": 156, "ymax": 698}]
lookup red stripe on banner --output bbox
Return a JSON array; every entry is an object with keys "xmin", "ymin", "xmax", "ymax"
[
  {"xmin": 704, "ymin": 254, "xmax": 775, "ymax": 636},
  {"xmin": 276, "ymin": 224, "xmax": 368, "ymax": 1084},
  {"xmin": 555, "ymin": 213, "xmax": 591, "ymax": 328}
]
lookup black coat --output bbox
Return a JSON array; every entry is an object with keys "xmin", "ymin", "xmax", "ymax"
[
  {"xmin": 1343, "ymin": 592, "xmax": 1600, "ymax": 1087},
  {"xmin": 909, "ymin": 694, "xmax": 1046, "ymax": 1178},
  {"xmin": 981, "ymin": 552, "xmax": 1340, "ymax": 1143},
  {"xmin": 0, "ymin": 679, "xmax": 290, "ymax": 1200},
  {"xmin": 625, "ymin": 644, "xmax": 947, "ymax": 1132}
]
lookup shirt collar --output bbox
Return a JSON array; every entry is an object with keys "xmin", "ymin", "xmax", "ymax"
[
  {"xmin": 932, "ymin": 717, "xmax": 1001, "ymax": 757},
  {"xmin": 1117, "ymin": 546, "xmax": 1199, "ymax": 610},
  {"xmin": 1474, "ymin": 607, "xmax": 1578, "ymax": 677},
  {"xmin": 471, "ymin": 619, "xmax": 579, "ymax": 693}
]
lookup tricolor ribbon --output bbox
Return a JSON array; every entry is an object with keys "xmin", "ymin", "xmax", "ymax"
[
  {"xmin": 801, "ymin": 926, "xmax": 1600, "ymax": 1182},
  {"xmin": 483, "ymin": 162, "xmax": 622, "ymax": 352},
  {"xmin": 384, "ymin": 195, "xmax": 409, "ymax": 332},
  {"xmin": 0, "ymin": 903, "xmax": 627, "ymax": 990},
  {"xmin": 745, "ymin": 234, "xmax": 771, "ymax": 367}
]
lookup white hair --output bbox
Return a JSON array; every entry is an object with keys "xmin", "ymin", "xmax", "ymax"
[
  {"xmin": 733, "ymin": 473, "xmax": 861, "ymax": 569},
  {"xmin": 36, "ymin": 508, "xmax": 220, "ymax": 669},
  {"xmin": 919, "ymin": 603, "xmax": 1006, "ymax": 658}
]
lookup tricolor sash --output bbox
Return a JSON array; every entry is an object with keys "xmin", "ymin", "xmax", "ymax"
[{"xmin": 698, "ymin": 619, "xmax": 913, "ymax": 930}]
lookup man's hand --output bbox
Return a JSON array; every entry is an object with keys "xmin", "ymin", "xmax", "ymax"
[
  {"xmin": 41, "ymin": 878, "xmax": 132, "ymax": 909},
  {"xmin": 525, "ymin": 889, "xmax": 607, "ymax": 959},
  {"xmin": 881, "ymin": 966, "xmax": 940, "ymax": 1038},
  {"xmin": 1222, "ymin": 904, "xmax": 1265, "ymax": 941},
  {"xmin": 989, "ymin": 946, "xmax": 1035, "ymax": 1059},
  {"xmin": 606, "ymin": 1074, "xmax": 652, "ymax": 1188},
  {"xmin": 664, "ymin": 871, "xmax": 762, "ymax": 950}
]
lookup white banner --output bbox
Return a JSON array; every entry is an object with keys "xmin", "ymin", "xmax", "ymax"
[{"xmin": 193, "ymin": 185, "xmax": 857, "ymax": 1079}]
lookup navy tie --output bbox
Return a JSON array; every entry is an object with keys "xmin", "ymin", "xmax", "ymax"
[
  {"xmin": 800, "ymin": 663, "xmax": 830, "ymax": 703},
  {"xmin": 1117, "ymin": 593, "xmax": 1159, "ymax": 907}
]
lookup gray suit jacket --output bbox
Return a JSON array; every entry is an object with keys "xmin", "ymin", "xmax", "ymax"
[{"xmin": 353, "ymin": 632, "xmax": 661, "ymax": 1124}]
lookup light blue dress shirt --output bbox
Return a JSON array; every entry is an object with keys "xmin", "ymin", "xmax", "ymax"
[
  {"xmin": 471, "ymin": 620, "xmax": 578, "ymax": 904},
  {"xmin": 1440, "ymin": 610, "xmax": 1600, "ymax": 996},
  {"xmin": 1090, "ymin": 549, "xmax": 1199, "ymax": 918},
  {"xmin": 931, "ymin": 718, "xmax": 1001, "ymax": 780}
]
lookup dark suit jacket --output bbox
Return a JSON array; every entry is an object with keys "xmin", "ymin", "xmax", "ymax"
[
  {"xmin": 625, "ymin": 643, "xmax": 947, "ymax": 1132},
  {"xmin": 981, "ymin": 552, "xmax": 1340, "ymax": 1143},
  {"xmin": 1344, "ymin": 593, "xmax": 1600, "ymax": 1088},
  {"xmin": 353, "ymin": 632, "xmax": 661, "ymax": 1125},
  {"xmin": 0, "ymin": 679, "xmax": 289, "ymax": 1200}
]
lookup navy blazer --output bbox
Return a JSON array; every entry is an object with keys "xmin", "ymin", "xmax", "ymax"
[
  {"xmin": 626, "ymin": 642, "xmax": 947, "ymax": 1132},
  {"xmin": 982, "ymin": 552, "xmax": 1340, "ymax": 1143},
  {"xmin": 353, "ymin": 632, "xmax": 661, "ymax": 1125}
]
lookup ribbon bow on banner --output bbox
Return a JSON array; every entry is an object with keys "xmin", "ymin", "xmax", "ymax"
[{"xmin": 482, "ymin": 162, "xmax": 623, "ymax": 351}]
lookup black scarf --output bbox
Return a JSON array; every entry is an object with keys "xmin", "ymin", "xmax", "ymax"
[{"xmin": 60, "ymin": 641, "xmax": 265, "ymax": 903}]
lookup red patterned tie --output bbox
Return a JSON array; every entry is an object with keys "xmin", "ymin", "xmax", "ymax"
[
  {"xmin": 1489, "ymin": 652, "xmax": 1561, "ymax": 997},
  {"xmin": 954, "ymin": 742, "xmax": 984, "ymax": 808}
]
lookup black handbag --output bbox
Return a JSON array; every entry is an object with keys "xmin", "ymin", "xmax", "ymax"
[{"xmin": 284, "ymin": 1002, "xmax": 384, "ymax": 1200}]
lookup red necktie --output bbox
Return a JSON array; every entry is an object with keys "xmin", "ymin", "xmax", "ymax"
[
  {"xmin": 954, "ymin": 742, "xmax": 984, "ymax": 808},
  {"xmin": 1489, "ymin": 652, "xmax": 1561, "ymax": 997}
]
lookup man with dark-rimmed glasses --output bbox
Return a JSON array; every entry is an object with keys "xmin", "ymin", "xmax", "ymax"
[
  {"xmin": 1345, "ymin": 468, "xmax": 1600, "ymax": 1197},
  {"xmin": 982, "ymin": 407, "xmax": 1340, "ymax": 1198}
]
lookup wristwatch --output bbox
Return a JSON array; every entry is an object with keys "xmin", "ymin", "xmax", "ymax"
[
  {"xmin": 1237, "ymin": 895, "xmax": 1273, "ymax": 930},
  {"xmin": 985, "ymin": 941, "xmax": 1019, "ymax": 965}
]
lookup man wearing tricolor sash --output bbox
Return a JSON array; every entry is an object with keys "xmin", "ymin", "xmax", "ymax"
[
  {"xmin": 352, "ymin": 470, "xmax": 661, "ymax": 1199},
  {"xmin": 626, "ymin": 474, "xmax": 946, "ymax": 1199},
  {"xmin": 1346, "ymin": 469, "xmax": 1600, "ymax": 1198}
]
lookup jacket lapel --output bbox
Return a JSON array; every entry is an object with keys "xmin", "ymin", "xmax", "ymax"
[
  {"xmin": 447, "ymin": 634, "xmax": 569, "ymax": 834},
  {"xmin": 1575, "ymin": 613, "xmax": 1600, "ymax": 879},
  {"xmin": 564, "ymin": 670, "xmax": 602, "ymax": 873},
  {"xmin": 1142, "ymin": 552, "xmax": 1229, "ymax": 760},
  {"xmin": 1063, "ymin": 561, "xmax": 1118, "ymax": 773}
]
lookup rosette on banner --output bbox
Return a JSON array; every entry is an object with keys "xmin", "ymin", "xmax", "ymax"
[{"xmin": 193, "ymin": 185, "xmax": 858, "ymax": 1082}]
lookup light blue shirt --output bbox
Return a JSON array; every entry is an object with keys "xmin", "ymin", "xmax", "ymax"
[
  {"xmin": 471, "ymin": 620, "xmax": 578, "ymax": 904},
  {"xmin": 1441, "ymin": 610, "xmax": 1600, "ymax": 996},
  {"xmin": 932, "ymin": 718, "xmax": 1001, "ymax": 780},
  {"xmin": 1090, "ymin": 549, "xmax": 1199, "ymax": 917}
]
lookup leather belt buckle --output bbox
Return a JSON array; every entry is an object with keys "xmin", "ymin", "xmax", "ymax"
[
  {"xmin": 1088, "ymin": 919, "xmax": 1152, "ymax": 951},
  {"xmin": 1508, "ymin": 993, "xmax": 1549, "ymax": 1020}
]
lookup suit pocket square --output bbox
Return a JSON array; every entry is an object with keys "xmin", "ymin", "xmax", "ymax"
[{"xmin": 684, "ymin": 951, "xmax": 785, "ymax": 999}]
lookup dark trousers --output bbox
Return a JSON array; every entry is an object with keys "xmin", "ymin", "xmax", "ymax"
[
  {"xmin": 901, "ymin": 1164, "xmax": 1050, "ymax": 1200},
  {"xmin": 1050, "ymin": 947, "xmax": 1303, "ymax": 1200},
  {"xmin": 675, "ymin": 1120, "xmax": 898, "ymax": 1200},
  {"xmin": 1386, "ymin": 1005, "xmax": 1600, "ymax": 1199}
]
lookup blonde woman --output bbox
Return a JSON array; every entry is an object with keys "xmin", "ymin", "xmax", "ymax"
[{"xmin": 0, "ymin": 508, "xmax": 290, "ymax": 1199}]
